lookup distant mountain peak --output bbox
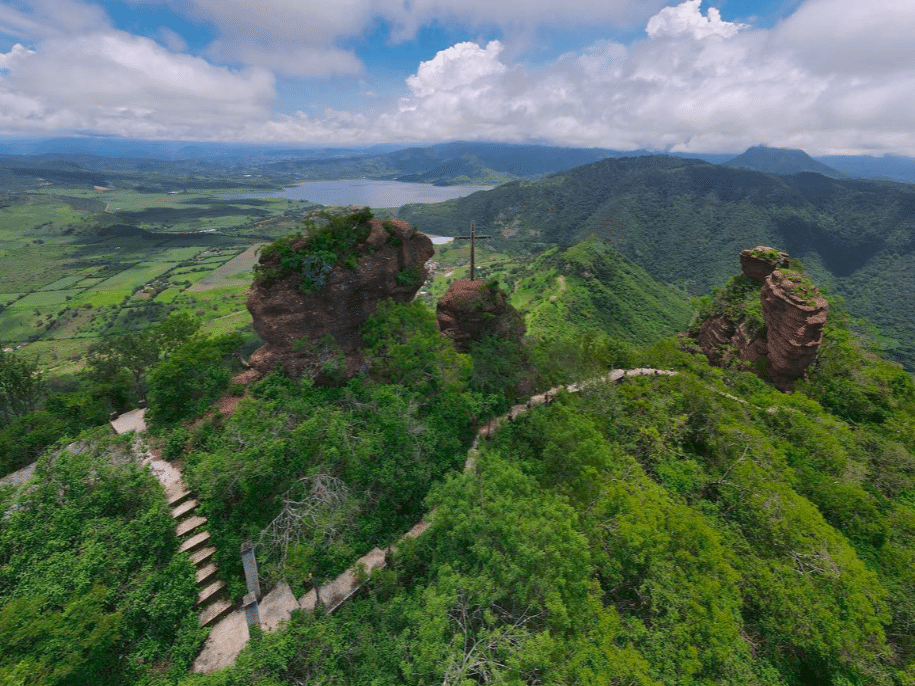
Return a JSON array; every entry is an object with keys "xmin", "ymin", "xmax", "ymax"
[{"xmin": 725, "ymin": 145, "xmax": 843, "ymax": 178}]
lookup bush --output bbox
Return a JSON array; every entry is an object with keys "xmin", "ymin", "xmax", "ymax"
[{"xmin": 146, "ymin": 332, "xmax": 242, "ymax": 427}]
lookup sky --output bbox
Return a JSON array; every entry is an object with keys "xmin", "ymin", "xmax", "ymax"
[{"xmin": 0, "ymin": 0, "xmax": 913, "ymax": 155}]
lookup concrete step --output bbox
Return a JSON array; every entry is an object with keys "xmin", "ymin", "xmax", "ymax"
[
  {"xmin": 189, "ymin": 545, "xmax": 216, "ymax": 567},
  {"xmin": 198, "ymin": 597, "xmax": 233, "ymax": 628},
  {"xmin": 176, "ymin": 515, "xmax": 207, "ymax": 538},
  {"xmin": 196, "ymin": 563, "xmax": 218, "ymax": 587},
  {"xmin": 172, "ymin": 499, "xmax": 199, "ymax": 520},
  {"xmin": 179, "ymin": 530, "xmax": 211, "ymax": 554},
  {"xmin": 168, "ymin": 489, "xmax": 194, "ymax": 507},
  {"xmin": 197, "ymin": 579, "xmax": 226, "ymax": 606}
]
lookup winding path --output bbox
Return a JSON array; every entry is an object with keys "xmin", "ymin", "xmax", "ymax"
[{"xmin": 190, "ymin": 367, "xmax": 677, "ymax": 672}]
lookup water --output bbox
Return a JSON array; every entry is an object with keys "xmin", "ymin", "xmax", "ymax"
[{"xmin": 220, "ymin": 179, "xmax": 493, "ymax": 208}]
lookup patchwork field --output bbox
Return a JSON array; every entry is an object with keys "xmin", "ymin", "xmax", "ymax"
[{"xmin": 0, "ymin": 188, "xmax": 320, "ymax": 372}]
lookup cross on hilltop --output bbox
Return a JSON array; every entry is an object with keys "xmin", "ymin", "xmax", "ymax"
[{"xmin": 453, "ymin": 221, "xmax": 492, "ymax": 281}]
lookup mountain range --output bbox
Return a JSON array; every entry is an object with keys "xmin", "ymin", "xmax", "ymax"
[{"xmin": 396, "ymin": 154, "xmax": 915, "ymax": 368}]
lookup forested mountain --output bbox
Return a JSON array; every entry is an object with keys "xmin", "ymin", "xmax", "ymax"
[
  {"xmin": 724, "ymin": 146, "xmax": 843, "ymax": 178},
  {"xmin": 398, "ymin": 155, "xmax": 915, "ymax": 367}
]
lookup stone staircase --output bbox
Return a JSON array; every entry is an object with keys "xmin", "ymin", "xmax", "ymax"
[
  {"xmin": 110, "ymin": 409, "xmax": 238, "ymax": 637},
  {"xmin": 170, "ymin": 488, "xmax": 233, "ymax": 628}
]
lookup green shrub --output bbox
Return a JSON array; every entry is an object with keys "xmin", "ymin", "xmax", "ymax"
[{"xmin": 254, "ymin": 208, "xmax": 373, "ymax": 293}]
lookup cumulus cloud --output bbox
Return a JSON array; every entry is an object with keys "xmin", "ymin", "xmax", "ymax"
[
  {"xmin": 0, "ymin": 27, "xmax": 275, "ymax": 138},
  {"xmin": 406, "ymin": 41, "xmax": 507, "ymax": 97},
  {"xmin": 1, "ymin": 0, "xmax": 915, "ymax": 155},
  {"xmin": 312, "ymin": 0, "xmax": 915, "ymax": 155},
  {"xmin": 646, "ymin": 0, "xmax": 747, "ymax": 39}
]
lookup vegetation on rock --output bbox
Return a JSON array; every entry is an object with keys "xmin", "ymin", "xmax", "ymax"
[{"xmin": 253, "ymin": 207, "xmax": 373, "ymax": 293}]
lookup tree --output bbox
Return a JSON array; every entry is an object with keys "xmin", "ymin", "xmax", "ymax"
[
  {"xmin": 0, "ymin": 349, "xmax": 44, "ymax": 428},
  {"xmin": 146, "ymin": 331, "xmax": 242, "ymax": 426},
  {"xmin": 87, "ymin": 312, "xmax": 200, "ymax": 403}
]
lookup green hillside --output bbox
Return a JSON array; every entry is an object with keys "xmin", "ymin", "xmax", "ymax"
[
  {"xmin": 512, "ymin": 236, "xmax": 692, "ymax": 343},
  {"xmin": 398, "ymin": 155, "xmax": 915, "ymax": 366},
  {"xmin": 166, "ymin": 273, "xmax": 915, "ymax": 686},
  {"xmin": 4, "ymin": 214, "xmax": 915, "ymax": 685}
]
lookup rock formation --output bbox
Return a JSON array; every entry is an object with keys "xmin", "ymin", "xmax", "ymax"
[
  {"xmin": 696, "ymin": 317, "xmax": 768, "ymax": 366},
  {"xmin": 760, "ymin": 269, "xmax": 829, "ymax": 390},
  {"xmin": 693, "ymin": 247, "xmax": 828, "ymax": 391},
  {"xmin": 246, "ymin": 214, "xmax": 434, "ymax": 381},
  {"xmin": 436, "ymin": 279, "xmax": 525, "ymax": 353},
  {"xmin": 739, "ymin": 246, "xmax": 789, "ymax": 283}
]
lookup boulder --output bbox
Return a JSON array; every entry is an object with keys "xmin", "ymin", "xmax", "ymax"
[
  {"xmin": 436, "ymin": 279, "xmax": 525, "ymax": 353},
  {"xmin": 740, "ymin": 246, "xmax": 789, "ymax": 283},
  {"xmin": 246, "ymin": 216, "xmax": 434, "ymax": 381}
]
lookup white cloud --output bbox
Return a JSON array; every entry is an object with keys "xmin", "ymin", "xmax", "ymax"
[
  {"xmin": 0, "ymin": 43, "xmax": 34, "ymax": 70},
  {"xmin": 147, "ymin": 0, "xmax": 669, "ymax": 77},
  {"xmin": 0, "ymin": 27, "xmax": 276, "ymax": 138},
  {"xmin": 406, "ymin": 41, "xmax": 507, "ymax": 97},
  {"xmin": 646, "ymin": 0, "xmax": 747, "ymax": 39},
  {"xmin": 772, "ymin": 0, "xmax": 915, "ymax": 75},
  {"xmin": 310, "ymin": 0, "xmax": 915, "ymax": 155},
  {"xmin": 0, "ymin": 0, "xmax": 914, "ymax": 156},
  {"xmin": 158, "ymin": 27, "xmax": 188, "ymax": 53}
]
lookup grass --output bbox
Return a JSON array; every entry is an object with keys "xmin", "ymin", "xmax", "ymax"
[
  {"xmin": 39, "ymin": 275, "xmax": 86, "ymax": 291},
  {"xmin": 13, "ymin": 290, "xmax": 85, "ymax": 308},
  {"xmin": 188, "ymin": 243, "xmax": 264, "ymax": 292}
]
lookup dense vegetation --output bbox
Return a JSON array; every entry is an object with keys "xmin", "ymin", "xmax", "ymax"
[
  {"xmin": 174, "ymin": 299, "xmax": 915, "ymax": 686},
  {"xmin": 0, "ymin": 313, "xmax": 228, "ymax": 476},
  {"xmin": 252, "ymin": 207, "xmax": 374, "ymax": 292},
  {"xmin": 398, "ymin": 155, "xmax": 915, "ymax": 368},
  {"xmin": 0, "ymin": 430, "xmax": 204, "ymax": 685},
  {"xmin": 3, "ymin": 210, "xmax": 915, "ymax": 685}
]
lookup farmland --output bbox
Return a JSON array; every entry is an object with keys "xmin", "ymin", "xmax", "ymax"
[{"xmin": 0, "ymin": 184, "xmax": 321, "ymax": 374}]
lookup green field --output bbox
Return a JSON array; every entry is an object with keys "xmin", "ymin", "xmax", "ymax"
[{"xmin": 0, "ymin": 186, "xmax": 309, "ymax": 366}]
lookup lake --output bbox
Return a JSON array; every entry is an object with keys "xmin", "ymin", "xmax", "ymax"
[{"xmin": 221, "ymin": 179, "xmax": 493, "ymax": 208}]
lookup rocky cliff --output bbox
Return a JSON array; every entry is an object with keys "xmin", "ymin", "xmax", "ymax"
[
  {"xmin": 246, "ymin": 211, "xmax": 434, "ymax": 381},
  {"xmin": 693, "ymin": 246, "xmax": 828, "ymax": 390},
  {"xmin": 436, "ymin": 279, "xmax": 525, "ymax": 353},
  {"xmin": 760, "ymin": 269, "xmax": 829, "ymax": 390}
]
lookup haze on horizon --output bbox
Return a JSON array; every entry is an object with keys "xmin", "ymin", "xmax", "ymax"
[{"xmin": 0, "ymin": 0, "xmax": 912, "ymax": 156}]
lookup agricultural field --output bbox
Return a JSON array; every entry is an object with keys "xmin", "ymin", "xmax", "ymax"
[{"xmin": 0, "ymin": 186, "xmax": 320, "ymax": 373}]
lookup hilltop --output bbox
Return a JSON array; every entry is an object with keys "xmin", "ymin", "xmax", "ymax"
[
  {"xmin": 397, "ymin": 154, "xmax": 915, "ymax": 367},
  {"xmin": 4, "ymin": 224, "xmax": 915, "ymax": 685},
  {"xmin": 724, "ymin": 145, "xmax": 843, "ymax": 178}
]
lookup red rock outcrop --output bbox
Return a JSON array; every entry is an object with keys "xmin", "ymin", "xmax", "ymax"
[
  {"xmin": 760, "ymin": 269, "xmax": 829, "ymax": 390},
  {"xmin": 436, "ymin": 279, "xmax": 525, "ymax": 353},
  {"xmin": 697, "ymin": 317, "xmax": 768, "ymax": 366},
  {"xmin": 246, "ymin": 216, "xmax": 434, "ymax": 381},
  {"xmin": 740, "ymin": 246, "xmax": 789, "ymax": 283},
  {"xmin": 693, "ymin": 249, "xmax": 828, "ymax": 391}
]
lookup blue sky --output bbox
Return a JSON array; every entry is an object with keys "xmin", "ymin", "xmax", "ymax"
[{"xmin": 0, "ymin": 0, "xmax": 913, "ymax": 154}]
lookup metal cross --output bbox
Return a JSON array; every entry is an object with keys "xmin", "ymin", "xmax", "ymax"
[{"xmin": 453, "ymin": 221, "xmax": 492, "ymax": 280}]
